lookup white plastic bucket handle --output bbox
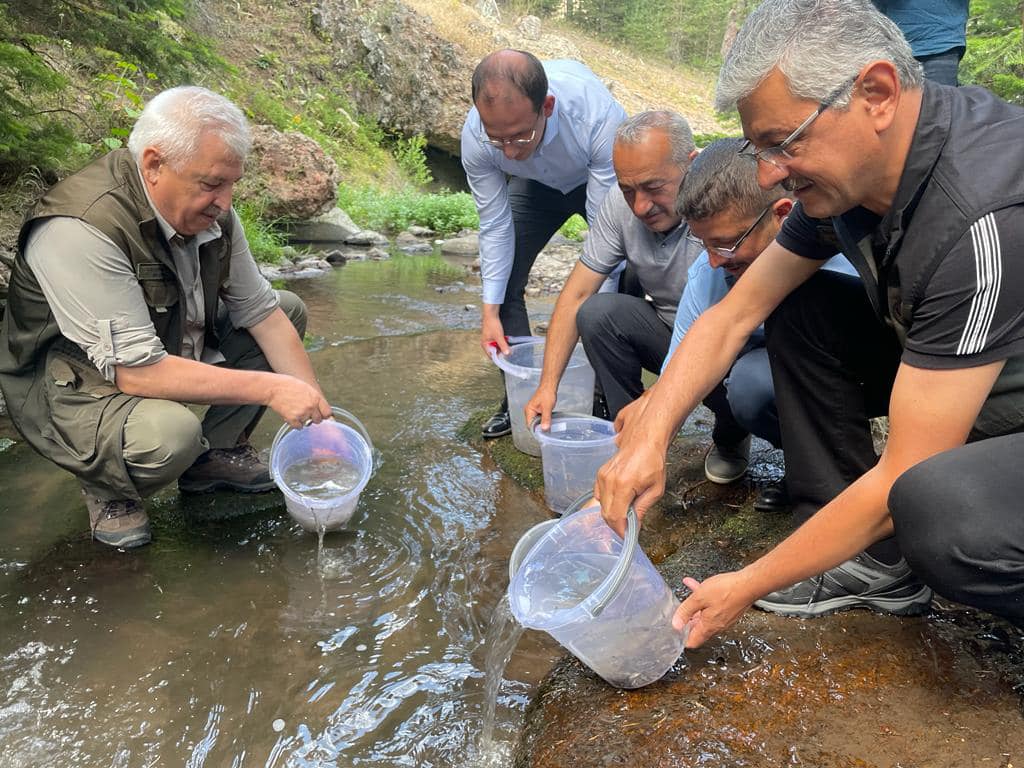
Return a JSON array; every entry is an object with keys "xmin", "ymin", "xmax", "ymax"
[{"xmin": 487, "ymin": 335, "xmax": 543, "ymax": 380}]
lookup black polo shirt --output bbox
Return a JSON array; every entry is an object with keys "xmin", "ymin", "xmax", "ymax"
[{"xmin": 777, "ymin": 81, "xmax": 1024, "ymax": 436}]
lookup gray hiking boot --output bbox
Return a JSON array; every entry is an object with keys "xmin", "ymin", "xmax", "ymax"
[
  {"xmin": 82, "ymin": 491, "xmax": 151, "ymax": 549},
  {"xmin": 178, "ymin": 443, "xmax": 276, "ymax": 494},
  {"xmin": 753, "ymin": 553, "xmax": 933, "ymax": 618},
  {"xmin": 704, "ymin": 435, "xmax": 751, "ymax": 484}
]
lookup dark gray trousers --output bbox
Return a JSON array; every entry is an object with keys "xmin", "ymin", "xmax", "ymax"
[{"xmin": 890, "ymin": 434, "xmax": 1024, "ymax": 624}]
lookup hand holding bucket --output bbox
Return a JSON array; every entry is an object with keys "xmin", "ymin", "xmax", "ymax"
[{"xmin": 270, "ymin": 407, "xmax": 376, "ymax": 533}]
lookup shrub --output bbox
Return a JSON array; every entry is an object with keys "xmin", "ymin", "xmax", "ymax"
[{"xmin": 337, "ymin": 184, "xmax": 479, "ymax": 234}]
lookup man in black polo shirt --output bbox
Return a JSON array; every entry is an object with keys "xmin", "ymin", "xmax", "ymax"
[{"xmin": 595, "ymin": 0, "xmax": 1024, "ymax": 646}]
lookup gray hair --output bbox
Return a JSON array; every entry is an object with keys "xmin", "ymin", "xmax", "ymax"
[
  {"xmin": 127, "ymin": 85, "xmax": 251, "ymax": 168},
  {"xmin": 715, "ymin": 0, "xmax": 922, "ymax": 112},
  {"xmin": 676, "ymin": 137, "xmax": 786, "ymax": 222},
  {"xmin": 614, "ymin": 110, "xmax": 695, "ymax": 168}
]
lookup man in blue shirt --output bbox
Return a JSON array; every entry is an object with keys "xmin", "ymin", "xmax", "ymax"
[
  {"xmin": 656, "ymin": 137, "xmax": 855, "ymax": 511},
  {"xmin": 461, "ymin": 50, "xmax": 627, "ymax": 438},
  {"xmin": 873, "ymin": 1, "xmax": 969, "ymax": 85}
]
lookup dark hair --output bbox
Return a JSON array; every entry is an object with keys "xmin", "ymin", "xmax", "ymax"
[
  {"xmin": 471, "ymin": 49, "xmax": 548, "ymax": 113},
  {"xmin": 676, "ymin": 137, "xmax": 785, "ymax": 222}
]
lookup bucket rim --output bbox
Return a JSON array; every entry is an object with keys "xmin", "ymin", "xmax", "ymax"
[
  {"xmin": 508, "ymin": 502, "xmax": 639, "ymax": 631},
  {"xmin": 531, "ymin": 412, "xmax": 616, "ymax": 445},
  {"xmin": 489, "ymin": 339, "xmax": 590, "ymax": 380}
]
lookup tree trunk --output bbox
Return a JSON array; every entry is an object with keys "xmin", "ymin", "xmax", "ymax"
[{"xmin": 720, "ymin": 0, "xmax": 747, "ymax": 60}]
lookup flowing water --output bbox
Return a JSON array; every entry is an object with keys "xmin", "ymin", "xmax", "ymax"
[
  {"xmin": 0, "ymin": 252, "xmax": 560, "ymax": 767},
  {"xmin": 281, "ymin": 457, "xmax": 363, "ymax": 500}
]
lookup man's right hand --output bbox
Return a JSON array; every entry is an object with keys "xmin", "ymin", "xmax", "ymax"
[
  {"xmin": 594, "ymin": 420, "xmax": 669, "ymax": 537},
  {"xmin": 481, "ymin": 304, "xmax": 509, "ymax": 356},
  {"xmin": 524, "ymin": 384, "xmax": 558, "ymax": 432},
  {"xmin": 268, "ymin": 375, "xmax": 332, "ymax": 429}
]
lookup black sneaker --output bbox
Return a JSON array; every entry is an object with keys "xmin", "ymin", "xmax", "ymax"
[
  {"xmin": 481, "ymin": 410, "xmax": 511, "ymax": 439},
  {"xmin": 704, "ymin": 436, "xmax": 751, "ymax": 484},
  {"xmin": 754, "ymin": 553, "xmax": 933, "ymax": 618}
]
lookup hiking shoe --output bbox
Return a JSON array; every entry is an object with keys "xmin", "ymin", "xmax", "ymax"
[
  {"xmin": 704, "ymin": 436, "xmax": 751, "ymax": 484},
  {"xmin": 82, "ymin": 491, "xmax": 151, "ymax": 549},
  {"xmin": 753, "ymin": 553, "xmax": 933, "ymax": 618},
  {"xmin": 178, "ymin": 443, "xmax": 276, "ymax": 493},
  {"xmin": 481, "ymin": 410, "xmax": 512, "ymax": 439}
]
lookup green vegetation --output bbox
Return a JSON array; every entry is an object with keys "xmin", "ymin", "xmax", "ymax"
[
  {"xmin": 337, "ymin": 184, "xmax": 479, "ymax": 234},
  {"xmin": 559, "ymin": 214, "xmax": 588, "ymax": 242},
  {"xmin": 963, "ymin": 0, "xmax": 1024, "ymax": 104},
  {"xmin": 235, "ymin": 201, "xmax": 287, "ymax": 264}
]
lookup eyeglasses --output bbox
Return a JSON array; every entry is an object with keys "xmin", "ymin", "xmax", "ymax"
[
  {"xmin": 738, "ymin": 75, "xmax": 857, "ymax": 168},
  {"xmin": 479, "ymin": 128, "xmax": 536, "ymax": 148},
  {"xmin": 686, "ymin": 205, "xmax": 771, "ymax": 259}
]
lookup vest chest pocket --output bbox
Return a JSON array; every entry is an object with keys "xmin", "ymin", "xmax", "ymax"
[{"xmin": 136, "ymin": 263, "xmax": 180, "ymax": 314}]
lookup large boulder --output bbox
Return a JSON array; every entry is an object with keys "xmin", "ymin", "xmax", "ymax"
[
  {"xmin": 238, "ymin": 125, "xmax": 340, "ymax": 221},
  {"xmin": 310, "ymin": 0, "xmax": 471, "ymax": 155},
  {"xmin": 285, "ymin": 207, "xmax": 361, "ymax": 244}
]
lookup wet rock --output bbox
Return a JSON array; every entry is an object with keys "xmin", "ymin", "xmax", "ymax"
[
  {"xmin": 406, "ymin": 225, "xmax": 436, "ymax": 238},
  {"xmin": 464, "ymin": 304, "xmax": 475, "ymax": 311},
  {"xmin": 237, "ymin": 125, "xmax": 340, "ymax": 221},
  {"xmin": 286, "ymin": 207, "xmax": 361, "ymax": 244},
  {"xmin": 294, "ymin": 258, "xmax": 332, "ymax": 271},
  {"xmin": 321, "ymin": 249, "xmax": 350, "ymax": 264},
  {"xmin": 440, "ymin": 234, "xmax": 479, "ymax": 255},
  {"xmin": 526, "ymin": 241, "xmax": 583, "ymax": 295},
  {"xmin": 345, "ymin": 230, "xmax": 390, "ymax": 247},
  {"xmin": 396, "ymin": 231, "xmax": 433, "ymax": 253},
  {"xmin": 367, "ymin": 246, "xmax": 390, "ymax": 261}
]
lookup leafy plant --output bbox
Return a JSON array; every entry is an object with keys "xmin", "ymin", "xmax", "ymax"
[
  {"xmin": 94, "ymin": 60, "xmax": 157, "ymax": 151},
  {"xmin": 337, "ymin": 184, "xmax": 479, "ymax": 234},
  {"xmin": 558, "ymin": 213, "xmax": 588, "ymax": 241},
  {"xmin": 392, "ymin": 134, "xmax": 434, "ymax": 187},
  {"xmin": 236, "ymin": 200, "xmax": 288, "ymax": 264}
]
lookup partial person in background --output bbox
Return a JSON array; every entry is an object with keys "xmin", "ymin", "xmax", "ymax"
[
  {"xmin": 0, "ymin": 86, "xmax": 330, "ymax": 549},
  {"xmin": 524, "ymin": 110, "xmax": 703, "ymax": 434},
  {"xmin": 460, "ymin": 49, "xmax": 627, "ymax": 439},
  {"xmin": 874, "ymin": 0, "xmax": 969, "ymax": 85}
]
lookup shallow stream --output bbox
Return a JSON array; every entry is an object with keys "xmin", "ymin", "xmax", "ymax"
[{"xmin": 0, "ymin": 252, "xmax": 559, "ymax": 767}]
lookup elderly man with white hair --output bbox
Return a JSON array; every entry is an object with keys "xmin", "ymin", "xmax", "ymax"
[{"xmin": 0, "ymin": 86, "xmax": 330, "ymax": 549}]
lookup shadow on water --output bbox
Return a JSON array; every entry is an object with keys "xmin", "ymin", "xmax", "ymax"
[{"xmin": 0, "ymin": 252, "xmax": 561, "ymax": 767}]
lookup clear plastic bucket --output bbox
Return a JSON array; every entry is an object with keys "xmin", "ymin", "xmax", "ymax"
[
  {"xmin": 269, "ymin": 407, "xmax": 374, "ymax": 533},
  {"xmin": 508, "ymin": 500, "xmax": 686, "ymax": 689},
  {"xmin": 490, "ymin": 339, "xmax": 595, "ymax": 457},
  {"xmin": 533, "ymin": 413, "xmax": 617, "ymax": 514}
]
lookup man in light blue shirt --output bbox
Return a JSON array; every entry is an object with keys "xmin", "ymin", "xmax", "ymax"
[
  {"xmin": 461, "ymin": 50, "xmax": 627, "ymax": 438},
  {"xmin": 656, "ymin": 138, "xmax": 855, "ymax": 510}
]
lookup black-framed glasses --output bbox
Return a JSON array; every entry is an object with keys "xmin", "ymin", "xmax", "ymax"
[
  {"xmin": 686, "ymin": 205, "xmax": 771, "ymax": 259},
  {"xmin": 737, "ymin": 75, "xmax": 858, "ymax": 168}
]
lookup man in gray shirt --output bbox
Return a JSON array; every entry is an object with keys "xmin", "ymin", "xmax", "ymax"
[
  {"xmin": 0, "ymin": 86, "xmax": 331, "ymax": 549},
  {"xmin": 525, "ymin": 111, "xmax": 704, "ymax": 428}
]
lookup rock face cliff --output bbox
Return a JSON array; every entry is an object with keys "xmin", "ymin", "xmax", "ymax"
[{"xmin": 310, "ymin": 0, "xmax": 471, "ymax": 155}]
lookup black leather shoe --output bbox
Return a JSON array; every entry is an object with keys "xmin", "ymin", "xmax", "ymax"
[
  {"xmin": 753, "ymin": 481, "xmax": 789, "ymax": 512},
  {"xmin": 481, "ymin": 410, "xmax": 512, "ymax": 439}
]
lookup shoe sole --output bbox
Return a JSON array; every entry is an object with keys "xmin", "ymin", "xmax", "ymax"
[
  {"xmin": 753, "ymin": 587, "xmax": 934, "ymax": 618},
  {"xmin": 178, "ymin": 479, "xmax": 278, "ymax": 494},
  {"xmin": 94, "ymin": 528, "xmax": 152, "ymax": 549},
  {"xmin": 704, "ymin": 467, "xmax": 748, "ymax": 484},
  {"xmin": 481, "ymin": 428, "xmax": 512, "ymax": 439}
]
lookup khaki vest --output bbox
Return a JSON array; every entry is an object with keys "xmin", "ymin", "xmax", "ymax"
[{"xmin": 0, "ymin": 149, "xmax": 234, "ymax": 497}]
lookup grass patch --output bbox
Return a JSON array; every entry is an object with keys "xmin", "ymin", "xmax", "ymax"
[
  {"xmin": 236, "ymin": 200, "xmax": 287, "ymax": 264},
  {"xmin": 559, "ymin": 213, "xmax": 588, "ymax": 241},
  {"xmin": 337, "ymin": 183, "xmax": 479, "ymax": 234}
]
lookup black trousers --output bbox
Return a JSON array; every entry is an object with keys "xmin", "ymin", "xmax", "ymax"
[
  {"xmin": 499, "ymin": 177, "xmax": 588, "ymax": 336},
  {"xmin": 890, "ymin": 434, "xmax": 1024, "ymax": 624},
  {"xmin": 765, "ymin": 270, "xmax": 904, "ymax": 563},
  {"xmin": 576, "ymin": 293, "xmax": 673, "ymax": 418}
]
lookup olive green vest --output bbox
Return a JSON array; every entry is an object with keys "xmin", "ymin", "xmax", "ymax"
[{"xmin": 0, "ymin": 149, "xmax": 234, "ymax": 497}]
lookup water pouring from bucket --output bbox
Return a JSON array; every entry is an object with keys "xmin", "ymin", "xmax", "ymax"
[
  {"xmin": 488, "ymin": 338, "xmax": 595, "ymax": 457},
  {"xmin": 270, "ymin": 407, "xmax": 375, "ymax": 534},
  {"xmin": 507, "ymin": 494, "xmax": 687, "ymax": 689}
]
